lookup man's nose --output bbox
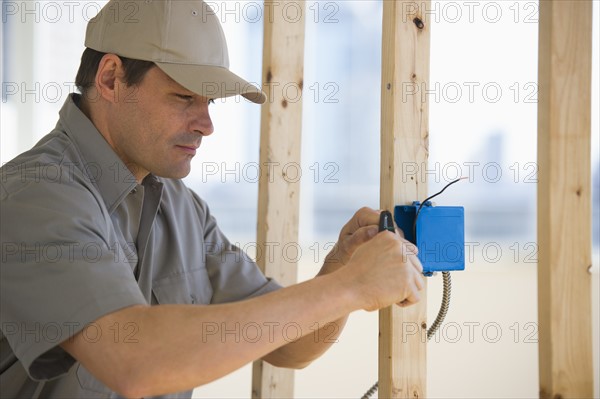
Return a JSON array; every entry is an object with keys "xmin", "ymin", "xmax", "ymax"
[{"xmin": 189, "ymin": 102, "xmax": 214, "ymax": 136}]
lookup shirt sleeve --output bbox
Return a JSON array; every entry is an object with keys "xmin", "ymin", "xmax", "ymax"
[
  {"xmin": 0, "ymin": 176, "xmax": 148, "ymax": 381},
  {"xmin": 189, "ymin": 191, "xmax": 282, "ymax": 304}
]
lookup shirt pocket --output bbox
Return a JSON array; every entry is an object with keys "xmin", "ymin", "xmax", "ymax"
[{"xmin": 152, "ymin": 268, "xmax": 213, "ymax": 305}]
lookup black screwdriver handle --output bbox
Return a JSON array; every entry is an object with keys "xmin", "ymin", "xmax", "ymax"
[{"xmin": 378, "ymin": 210, "xmax": 395, "ymax": 233}]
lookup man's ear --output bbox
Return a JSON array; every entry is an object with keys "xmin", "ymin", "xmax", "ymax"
[{"xmin": 94, "ymin": 54, "xmax": 126, "ymax": 104}]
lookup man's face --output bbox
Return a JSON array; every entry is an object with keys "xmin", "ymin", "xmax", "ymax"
[{"xmin": 106, "ymin": 66, "xmax": 214, "ymax": 181}]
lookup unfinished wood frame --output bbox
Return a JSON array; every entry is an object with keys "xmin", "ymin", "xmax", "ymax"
[
  {"xmin": 249, "ymin": 0, "xmax": 595, "ymax": 397},
  {"xmin": 537, "ymin": 1, "xmax": 594, "ymax": 398},
  {"xmin": 251, "ymin": 1, "xmax": 306, "ymax": 398},
  {"xmin": 379, "ymin": 1, "xmax": 431, "ymax": 397}
]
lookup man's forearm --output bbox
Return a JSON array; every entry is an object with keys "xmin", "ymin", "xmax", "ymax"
[
  {"xmin": 261, "ymin": 253, "xmax": 351, "ymax": 368},
  {"xmin": 61, "ymin": 270, "xmax": 359, "ymax": 398},
  {"xmin": 261, "ymin": 315, "xmax": 348, "ymax": 368}
]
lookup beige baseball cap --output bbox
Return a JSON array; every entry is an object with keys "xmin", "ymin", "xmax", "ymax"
[{"xmin": 85, "ymin": 0, "xmax": 266, "ymax": 104}]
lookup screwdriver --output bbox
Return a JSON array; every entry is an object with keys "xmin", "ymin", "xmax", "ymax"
[{"xmin": 378, "ymin": 210, "xmax": 395, "ymax": 233}]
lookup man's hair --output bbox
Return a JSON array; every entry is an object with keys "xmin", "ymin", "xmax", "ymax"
[{"xmin": 75, "ymin": 48, "xmax": 156, "ymax": 96}]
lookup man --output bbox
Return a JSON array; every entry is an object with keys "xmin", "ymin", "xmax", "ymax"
[{"xmin": 0, "ymin": 1, "xmax": 424, "ymax": 397}]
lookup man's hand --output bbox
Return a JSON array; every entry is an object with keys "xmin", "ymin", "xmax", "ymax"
[
  {"xmin": 322, "ymin": 207, "xmax": 381, "ymax": 272},
  {"xmin": 320, "ymin": 207, "xmax": 423, "ymax": 310},
  {"xmin": 341, "ymin": 230, "xmax": 424, "ymax": 311}
]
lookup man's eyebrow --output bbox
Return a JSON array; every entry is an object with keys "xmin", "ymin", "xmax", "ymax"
[{"xmin": 171, "ymin": 85, "xmax": 197, "ymax": 96}]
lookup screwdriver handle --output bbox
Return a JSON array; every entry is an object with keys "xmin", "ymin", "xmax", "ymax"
[{"xmin": 378, "ymin": 210, "xmax": 395, "ymax": 233}]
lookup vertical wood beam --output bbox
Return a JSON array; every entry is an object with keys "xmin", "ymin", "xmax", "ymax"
[
  {"xmin": 537, "ymin": 2, "xmax": 593, "ymax": 398},
  {"xmin": 379, "ymin": 1, "xmax": 430, "ymax": 397},
  {"xmin": 251, "ymin": 1, "xmax": 305, "ymax": 398}
]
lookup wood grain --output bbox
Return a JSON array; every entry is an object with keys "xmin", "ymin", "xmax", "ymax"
[
  {"xmin": 251, "ymin": 1, "xmax": 305, "ymax": 397},
  {"xmin": 537, "ymin": 1, "xmax": 594, "ymax": 398},
  {"xmin": 379, "ymin": 1, "xmax": 431, "ymax": 397}
]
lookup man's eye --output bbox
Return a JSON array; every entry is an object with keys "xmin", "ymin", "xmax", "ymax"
[{"xmin": 176, "ymin": 94, "xmax": 194, "ymax": 101}]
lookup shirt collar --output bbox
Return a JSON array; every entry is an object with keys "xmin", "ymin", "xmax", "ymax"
[{"xmin": 58, "ymin": 93, "xmax": 138, "ymax": 214}]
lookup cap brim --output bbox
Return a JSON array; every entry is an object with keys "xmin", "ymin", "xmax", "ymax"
[{"xmin": 155, "ymin": 63, "xmax": 266, "ymax": 104}]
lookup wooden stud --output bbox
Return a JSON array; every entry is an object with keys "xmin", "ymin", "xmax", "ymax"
[
  {"xmin": 251, "ymin": 1, "xmax": 305, "ymax": 398},
  {"xmin": 537, "ymin": 1, "xmax": 594, "ymax": 398},
  {"xmin": 379, "ymin": 1, "xmax": 431, "ymax": 397}
]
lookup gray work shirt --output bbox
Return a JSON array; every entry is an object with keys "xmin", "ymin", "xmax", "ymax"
[{"xmin": 0, "ymin": 94, "xmax": 281, "ymax": 398}]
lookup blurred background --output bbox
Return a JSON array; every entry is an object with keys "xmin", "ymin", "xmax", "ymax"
[{"xmin": 2, "ymin": 1, "xmax": 598, "ymax": 397}]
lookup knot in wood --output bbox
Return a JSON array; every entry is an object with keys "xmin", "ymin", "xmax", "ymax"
[{"xmin": 413, "ymin": 17, "xmax": 425, "ymax": 29}]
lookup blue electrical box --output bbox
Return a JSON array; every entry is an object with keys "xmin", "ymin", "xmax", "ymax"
[{"xmin": 394, "ymin": 202, "xmax": 465, "ymax": 276}]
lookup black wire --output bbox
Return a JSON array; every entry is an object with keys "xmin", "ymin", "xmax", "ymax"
[{"xmin": 412, "ymin": 177, "xmax": 465, "ymax": 239}]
